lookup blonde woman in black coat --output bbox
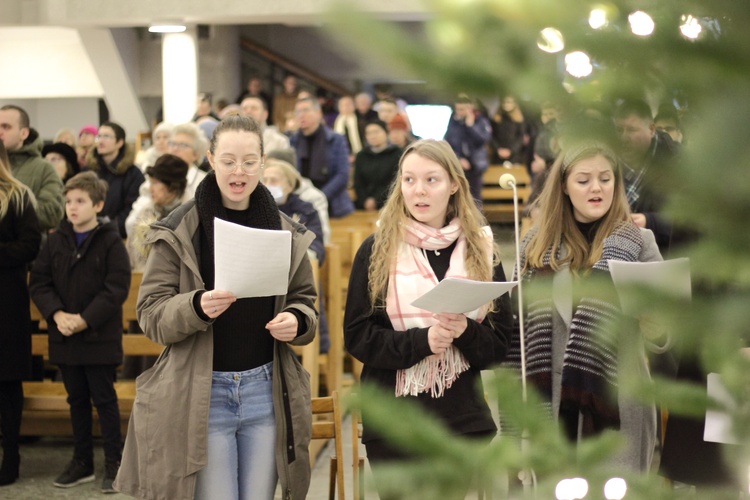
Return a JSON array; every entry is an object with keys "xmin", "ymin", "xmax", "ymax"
[{"xmin": 0, "ymin": 142, "xmax": 40, "ymax": 486}]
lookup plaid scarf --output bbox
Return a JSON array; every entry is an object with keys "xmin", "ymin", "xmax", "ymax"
[
  {"xmin": 506, "ymin": 223, "xmax": 643, "ymax": 436},
  {"xmin": 386, "ymin": 218, "xmax": 492, "ymax": 398}
]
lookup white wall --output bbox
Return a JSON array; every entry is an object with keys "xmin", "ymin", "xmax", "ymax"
[
  {"xmin": 0, "ymin": 98, "xmax": 100, "ymax": 142},
  {"xmin": 0, "ymin": 27, "xmax": 103, "ymax": 98}
]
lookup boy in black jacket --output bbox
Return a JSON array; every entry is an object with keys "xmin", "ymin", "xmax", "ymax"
[{"xmin": 30, "ymin": 171, "xmax": 130, "ymax": 493}]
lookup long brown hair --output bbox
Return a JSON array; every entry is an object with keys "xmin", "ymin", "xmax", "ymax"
[
  {"xmin": 0, "ymin": 141, "xmax": 35, "ymax": 220},
  {"xmin": 368, "ymin": 139, "xmax": 499, "ymax": 310},
  {"xmin": 523, "ymin": 140, "xmax": 631, "ymax": 275}
]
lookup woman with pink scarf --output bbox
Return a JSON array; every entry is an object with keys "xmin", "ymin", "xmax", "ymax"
[{"xmin": 344, "ymin": 139, "xmax": 513, "ymax": 498}]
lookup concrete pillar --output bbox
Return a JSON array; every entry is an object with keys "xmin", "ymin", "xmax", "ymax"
[{"xmin": 162, "ymin": 27, "xmax": 198, "ymax": 124}]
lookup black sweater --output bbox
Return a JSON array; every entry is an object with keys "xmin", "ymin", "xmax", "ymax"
[{"xmin": 344, "ymin": 234, "xmax": 514, "ymax": 443}]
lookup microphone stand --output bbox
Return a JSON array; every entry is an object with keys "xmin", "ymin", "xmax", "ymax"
[{"xmin": 499, "ymin": 173, "xmax": 535, "ymax": 494}]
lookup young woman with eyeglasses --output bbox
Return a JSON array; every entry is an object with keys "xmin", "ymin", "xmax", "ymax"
[{"xmin": 115, "ymin": 115, "xmax": 318, "ymax": 500}]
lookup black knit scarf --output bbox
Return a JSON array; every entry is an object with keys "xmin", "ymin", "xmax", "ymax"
[
  {"xmin": 505, "ymin": 223, "xmax": 643, "ymax": 438},
  {"xmin": 194, "ymin": 171, "xmax": 281, "ymax": 260},
  {"xmin": 296, "ymin": 126, "xmax": 328, "ymax": 186}
]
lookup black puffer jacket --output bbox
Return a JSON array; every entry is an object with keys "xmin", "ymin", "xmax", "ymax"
[{"xmin": 29, "ymin": 217, "xmax": 131, "ymax": 365}]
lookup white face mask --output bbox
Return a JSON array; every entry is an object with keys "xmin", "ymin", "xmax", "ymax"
[{"xmin": 267, "ymin": 185, "xmax": 285, "ymax": 203}]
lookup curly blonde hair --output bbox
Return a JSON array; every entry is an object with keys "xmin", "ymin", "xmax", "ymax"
[{"xmin": 368, "ymin": 139, "xmax": 499, "ymax": 310}]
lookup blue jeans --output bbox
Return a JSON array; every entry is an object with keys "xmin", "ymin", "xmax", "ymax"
[{"xmin": 194, "ymin": 362, "xmax": 277, "ymax": 500}]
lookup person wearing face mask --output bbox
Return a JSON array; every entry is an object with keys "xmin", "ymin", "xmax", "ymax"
[
  {"xmin": 261, "ymin": 158, "xmax": 325, "ymax": 265},
  {"xmin": 504, "ymin": 140, "xmax": 663, "ymax": 473}
]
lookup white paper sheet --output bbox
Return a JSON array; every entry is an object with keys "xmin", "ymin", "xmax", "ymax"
[
  {"xmin": 608, "ymin": 258, "xmax": 691, "ymax": 317},
  {"xmin": 213, "ymin": 217, "xmax": 291, "ymax": 298},
  {"xmin": 410, "ymin": 278, "xmax": 517, "ymax": 314},
  {"xmin": 704, "ymin": 373, "xmax": 740, "ymax": 445}
]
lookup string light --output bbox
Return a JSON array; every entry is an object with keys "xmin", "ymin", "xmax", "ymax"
[
  {"xmin": 680, "ymin": 15, "xmax": 702, "ymax": 39},
  {"xmin": 565, "ymin": 51, "xmax": 593, "ymax": 78},
  {"xmin": 628, "ymin": 11, "xmax": 655, "ymax": 36},
  {"xmin": 604, "ymin": 477, "xmax": 628, "ymax": 499},
  {"xmin": 537, "ymin": 27, "xmax": 565, "ymax": 53}
]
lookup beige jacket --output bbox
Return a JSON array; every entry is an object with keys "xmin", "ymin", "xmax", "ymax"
[{"xmin": 114, "ymin": 201, "xmax": 317, "ymax": 500}]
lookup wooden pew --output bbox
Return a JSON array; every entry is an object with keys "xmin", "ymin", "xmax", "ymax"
[
  {"xmin": 122, "ymin": 271, "xmax": 143, "ymax": 331},
  {"xmin": 291, "ymin": 258, "xmax": 321, "ymax": 398},
  {"xmin": 480, "ymin": 164, "xmax": 531, "ymax": 223},
  {"xmin": 21, "ymin": 334, "xmax": 164, "ymax": 436},
  {"xmin": 319, "ymin": 244, "xmax": 344, "ymax": 395}
]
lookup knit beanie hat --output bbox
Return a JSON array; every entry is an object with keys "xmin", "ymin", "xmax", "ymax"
[
  {"xmin": 79, "ymin": 125, "xmax": 98, "ymax": 137},
  {"xmin": 145, "ymin": 153, "xmax": 189, "ymax": 194},
  {"xmin": 365, "ymin": 119, "xmax": 389, "ymax": 135}
]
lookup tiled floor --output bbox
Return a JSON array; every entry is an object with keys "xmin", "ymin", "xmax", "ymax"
[{"xmin": 1, "ymin": 415, "xmax": 366, "ymax": 499}]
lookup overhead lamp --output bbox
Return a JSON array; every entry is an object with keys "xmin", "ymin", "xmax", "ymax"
[{"xmin": 149, "ymin": 23, "xmax": 186, "ymax": 34}]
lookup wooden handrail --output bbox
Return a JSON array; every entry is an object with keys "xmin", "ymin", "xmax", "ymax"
[{"xmin": 240, "ymin": 37, "xmax": 352, "ymax": 96}]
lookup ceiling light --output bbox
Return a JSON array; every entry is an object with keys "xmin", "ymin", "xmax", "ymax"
[{"xmin": 149, "ymin": 23, "xmax": 187, "ymax": 34}]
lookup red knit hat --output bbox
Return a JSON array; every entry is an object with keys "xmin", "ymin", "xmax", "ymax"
[{"xmin": 388, "ymin": 114, "xmax": 409, "ymax": 131}]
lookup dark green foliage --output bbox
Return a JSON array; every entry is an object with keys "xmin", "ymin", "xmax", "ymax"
[{"xmin": 329, "ymin": 1, "xmax": 750, "ymax": 496}]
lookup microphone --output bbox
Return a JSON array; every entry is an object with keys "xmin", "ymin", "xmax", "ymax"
[
  {"xmin": 498, "ymin": 171, "xmax": 527, "ymax": 401},
  {"xmin": 499, "ymin": 169, "xmax": 536, "ymax": 491},
  {"xmin": 498, "ymin": 173, "xmax": 516, "ymax": 190}
]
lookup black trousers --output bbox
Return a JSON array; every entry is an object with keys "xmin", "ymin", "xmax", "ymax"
[
  {"xmin": 58, "ymin": 364, "xmax": 122, "ymax": 464},
  {"xmin": 0, "ymin": 380, "xmax": 23, "ymax": 458}
]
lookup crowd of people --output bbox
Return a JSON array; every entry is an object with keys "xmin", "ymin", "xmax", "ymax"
[{"xmin": 1, "ymin": 70, "xmax": 743, "ymax": 499}]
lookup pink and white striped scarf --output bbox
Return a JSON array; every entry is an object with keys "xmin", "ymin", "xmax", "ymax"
[{"xmin": 386, "ymin": 218, "xmax": 492, "ymax": 398}]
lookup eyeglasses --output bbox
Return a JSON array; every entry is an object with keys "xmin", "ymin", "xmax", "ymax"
[
  {"xmin": 96, "ymin": 134, "xmax": 115, "ymax": 141},
  {"xmin": 168, "ymin": 140, "xmax": 193, "ymax": 151},
  {"xmin": 215, "ymin": 158, "xmax": 263, "ymax": 176}
]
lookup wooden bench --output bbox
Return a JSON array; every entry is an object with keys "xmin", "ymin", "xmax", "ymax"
[
  {"xmin": 329, "ymin": 215, "xmax": 376, "ymax": 385},
  {"xmin": 480, "ymin": 165, "xmax": 531, "ymax": 223},
  {"xmin": 21, "ymin": 334, "xmax": 164, "ymax": 436},
  {"xmin": 293, "ymin": 244, "xmax": 345, "ymax": 397},
  {"xmin": 291, "ymin": 258, "xmax": 322, "ymax": 398}
]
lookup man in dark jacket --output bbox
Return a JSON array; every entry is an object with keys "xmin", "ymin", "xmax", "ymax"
[
  {"xmin": 86, "ymin": 121, "xmax": 144, "ymax": 238},
  {"xmin": 0, "ymin": 105, "xmax": 64, "ymax": 231},
  {"xmin": 30, "ymin": 171, "xmax": 130, "ymax": 493},
  {"xmin": 614, "ymin": 99, "xmax": 681, "ymax": 255},
  {"xmin": 290, "ymin": 97, "xmax": 354, "ymax": 218},
  {"xmin": 443, "ymin": 95, "xmax": 492, "ymax": 204}
]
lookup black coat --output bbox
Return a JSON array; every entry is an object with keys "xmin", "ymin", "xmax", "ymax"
[
  {"xmin": 0, "ymin": 192, "xmax": 40, "ymax": 380},
  {"xmin": 29, "ymin": 217, "xmax": 130, "ymax": 365},
  {"xmin": 87, "ymin": 144, "xmax": 145, "ymax": 238},
  {"xmin": 353, "ymin": 144, "xmax": 402, "ymax": 210},
  {"xmin": 344, "ymin": 235, "xmax": 514, "ymax": 444}
]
